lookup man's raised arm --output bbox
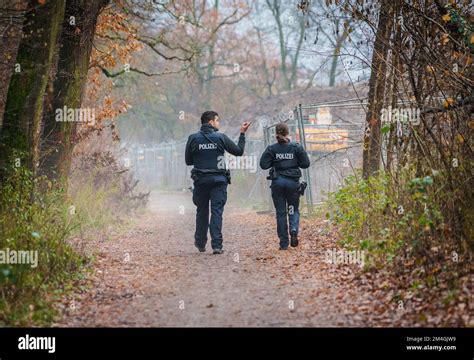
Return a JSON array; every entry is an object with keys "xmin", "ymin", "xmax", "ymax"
[{"xmin": 222, "ymin": 122, "xmax": 251, "ymax": 156}]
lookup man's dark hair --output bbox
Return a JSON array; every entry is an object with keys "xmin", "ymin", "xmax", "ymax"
[{"xmin": 201, "ymin": 111, "xmax": 219, "ymax": 124}]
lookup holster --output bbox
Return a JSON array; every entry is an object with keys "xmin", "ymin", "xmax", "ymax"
[
  {"xmin": 298, "ymin": 181, "xmax": 308, "ymax": 196},
  {"xmin": 191, "ymin": 172, "xmax": 199, "ymax": 182},
  {"xmin": 266, "ymin": 168, "xmax": 278, "ymax": 180}
]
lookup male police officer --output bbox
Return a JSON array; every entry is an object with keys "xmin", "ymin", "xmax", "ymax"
[
  {"xmin": 185, "ymin": 111, "xmax": 251, "ymax": 254},
  {"xmin": 260, "ymin": 122, "xmax": 310, "ymax": 250}
]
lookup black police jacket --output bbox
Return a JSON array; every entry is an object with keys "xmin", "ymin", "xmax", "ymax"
[
  {"xmin": 259, "ymin": 141, "xmax": 310, "ymax": 179},
  {"xmin": 185, "ymin": 123, "xmax": 246, "ymax": 174}
]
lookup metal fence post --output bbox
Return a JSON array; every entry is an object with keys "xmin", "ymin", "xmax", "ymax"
[
  {"xmin": 262, "ymin": 125, "xmax": 273, "ymax": 212},
  {"xmin": 297, "ymin": 104, "xmax": 314, "ymax": 214}
]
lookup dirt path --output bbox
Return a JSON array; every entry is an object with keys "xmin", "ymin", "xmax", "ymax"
[{"xmin": 57, "ymin": 192, "xmax": 386, "ymax": 327}]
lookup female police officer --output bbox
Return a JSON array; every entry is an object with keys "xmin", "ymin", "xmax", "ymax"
[{"xmin": 260, "ymin": 123, "xmax": 310, "ymax": 250}]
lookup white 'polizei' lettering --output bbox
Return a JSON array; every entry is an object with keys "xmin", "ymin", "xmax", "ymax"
[
  {"xmin": 18, "ymin": 335, "xmax": 55, "ymax": 354},
  {"xmin": 275, "ymin": 153, "xmax": 294, "ymax": 160},
  {"xmin": 199, "ymin": 143, "xmax": 217, "ymax": 150}
]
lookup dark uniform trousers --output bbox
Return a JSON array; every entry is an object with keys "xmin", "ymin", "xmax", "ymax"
[
  {"xmin": 186, "ymin": 123, "xmax": 245, "ymax": 250},
  {"xmin": 271, "ymin": 176, "xmax": 300, "ymax": 248},
  {"xmin": 192, "ymin": 174, "xmax": 228, "ymax": 250},
  {"xmin": 260, "ymin": 140, "xmax": 309, "ymax": 248}
]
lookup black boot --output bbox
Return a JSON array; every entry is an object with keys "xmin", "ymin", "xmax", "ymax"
[
  {"xmin": 290, "ymin": 230, "xmax": 298, "ymax": 247},
  {"xmin": 195, "ymin": 241, "xmax": 206, "ymax": 253}
]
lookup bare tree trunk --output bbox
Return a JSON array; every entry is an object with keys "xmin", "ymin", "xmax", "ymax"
[
  {"xmin": 328, "ymin": 28, "xmax": 349, "ymax": 86},
  {"xmin": 265, "ymin": 0, "xmax": 292, "ymax": 91},
  {"xmin": 328, "ymin": 19, "xmax": 349, "ymax": 87},
  {"xmin": 362, "ymin": 2, "xmax": 394, "ymax": 179},
  {"xmin": 0, "ymin": 0, "xmax": 65, "ymax": 178},
  {"xmin": 328, "ymin": 50, "xmax": 339, "ymax": 87},
  {"xmin": 386, "ymin": 3, "xmax": 402, "ymax": 172},
  {"xmin": 289, "ymin": 12, "xmax": 306, "ymax": 89},
  {"xmin": 0, "ymin": 0, "xmax": 27, "ymax": 129},
  {"xmin": 39, "ymin": 0, "xmax": 109, "ymax": 181}
]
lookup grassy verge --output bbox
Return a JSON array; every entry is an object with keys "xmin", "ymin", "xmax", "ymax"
[
  {"xmin": 0, "ymin": 157, "xmax": 146, "ymax": 326},
  {"xmin": 322, "ymin": 168, "xmax": 472, "ymax": 325}
]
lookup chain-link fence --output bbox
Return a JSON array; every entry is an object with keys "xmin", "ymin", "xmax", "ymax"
[
  {"xmin": 121, "ymin": 138, "xmax": 270, "ymax": 207},
  {"xmin": 122, "ymin": 140, "xmax": 189, "ymax": 191},
  {"xmin": 297, "ymin": 99, "xmax": 366, "ymax": 205},
  {"xmin": 121, "ymin": 98, "xmax": 367, "ymax": 212},
  {"xmin": 262, "ymin": 98, "xmax": 367, "ymax": 212}
]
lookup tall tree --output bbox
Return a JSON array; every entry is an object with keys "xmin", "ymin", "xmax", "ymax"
[
  {"xmin": 39, "ymin": 0, "xmax": 110, "ymax": 180},
  {"xmin": 0, "ymin": 0, "xmax": 27, "ymax": 128},
  {"xmin": 264, "ymin": 0, "xmax": 306, "ymax": 91},
  {"xmin": 325, "ymin": 18, "xmax": 351, "ymax": 87},
  {"xmin": 362, "ymin": 1, "xmax": 394, "ymax": 178},
  {"xmin": 0, "ymin": 0, "xmax": 66, "ymax": 178}
]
